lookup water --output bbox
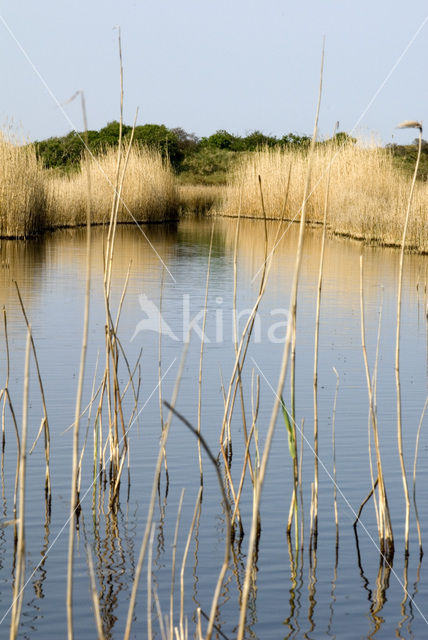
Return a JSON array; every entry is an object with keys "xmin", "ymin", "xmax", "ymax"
[{"xmin": 0, "ymin": 218, "xmax": 427, "ymax": 639}]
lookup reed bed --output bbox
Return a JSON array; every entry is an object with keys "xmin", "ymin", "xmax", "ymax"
[
  {"xmin": 177, "ymin": 184, "xmax": 223, "ymax": 214},
  {"xmin": 46, "ymin": 145, "xmax": 178, "ymax": 228},
  {"xmin": 216, "ymin": 142, "xmax": 428, "ymax": 252},
  {"xmin": 0, "ymin": 135, "xmax": 45, "ymax": 238}
]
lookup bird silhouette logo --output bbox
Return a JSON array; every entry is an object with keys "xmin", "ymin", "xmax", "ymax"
[{"xmin": 131, "ymin": 294, "xmax": 179, "ymax": 342}]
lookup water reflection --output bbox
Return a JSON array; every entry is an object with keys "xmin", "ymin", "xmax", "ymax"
[
  {"xmin": 0, "ymin": 219, "xmax": 427, "ymax": 639},
  {"xmin": 88, "ymin": 504, "xmax": 127, "ymax": 639}
]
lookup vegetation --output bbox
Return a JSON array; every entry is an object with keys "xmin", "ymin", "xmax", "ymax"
[
  {"xmin": 216, "ymin": 141, "xmax": 428, "ymax": 252},
  {"xmin": 0, "ymin": 135, "xmax": 178, "ymax": 237},
  {"xmin": 388, "ymin": 137, "xmax": 428, "ymax": 180},
  {"xmin": 0, "ymin": 134, "xmax": 45, "ymax": 237},
  {"xmin": 35, "ymin": 122, "xmax": 317, "ymax": 184},
  {"xmin": 0, "ymin": 122, "xmax": 426, "ymax": 247},
  {"xmin": 46, "ymin": 145, "xmax": 178, "ymax": 227}
]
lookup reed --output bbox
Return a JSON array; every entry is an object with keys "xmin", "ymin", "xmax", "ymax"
[
  {"xmin": 46, "ymin": 144, "xmax": 178, "ymax": 228},
  {"xmin": 395, "ymin": 121, "xmax": 423, "ymax": 555},
  {"xmin": 359, "ymin": 256, "xmax": 394, "ymax": 555},
  {"xmin": 9, "ymin": 326, "xmax": 31, "ymax": 640},
  {"xmin": 14, "ymin": 282, "xmax": 51, "ymax": 506},
  {"xmin": 178, "ymin": 184, "xmax": 222, "ymax": 214},
  {"xmin": 66, "ymin": 92, "xmax": 92, "ymax": 640},
  {"xmin": 311, "ymin": 122, "xmax": 336, "ymax": 547},
  {"xmin": 215, "ymin": 139, "xmax": 428, "ymax": 252},
  {"xmin": 197, "ymin": 224, "xmax": 214, "ymax": 483},
  {"xmin": 0, "ymin": 135, "xmax": 45, "ymax": 238},
  {"xmin": 413, "ymin": 397, "xmax": 428, "ymax": 557}
]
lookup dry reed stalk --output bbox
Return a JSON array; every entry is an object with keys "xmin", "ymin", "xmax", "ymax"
[
  {"xmin": 163, "ymin": 403, "xmax": 231, "ymax": 640},
  {"xmin": 197, "ymin": 224, "xmax": 214, "ymax": 483},
  {"xmin": 283, "ymin": 400, "xmax": 298, "ymax": 551},
  {"xmin": 230, "ymin": 372, "xmax": 260, "ymax": 528},
  {"xmin": 158, "ymin": 269, "xmax": 169, "ymax": 486},
  {"xmin": 147, "ymin": 523, "xmax": 156, "ymax": 640},
  {"xmin": 77, "ymin": 355, "xmax": 100, "ymax": 495},
  {"xmin": 298, "ymin": 418, "xmax": 305, "ymax": 550},
  {"xmin": 123, "ymin": 342, "xmax": 189, "ymax": 640},
  {"xmin": 395, "ymin": 121, "xmax": 423, "ymax": 555},
  {"xmin": 97, "ymin": 106, "xmax": 140, "ymax": 496},
  {"xmin": 170, "ymin": 489, "xmax": 185, "ymax": 639},
  {"xmin": 359, "ymin": 256, "xmax": 393, "ymax": 554},
  {"xmin": 196, "ymin": 608, "xmax": 203, "ymax": 640},
  {"xmin": 14, "ymin": 282, "xmax": 51, "ymax": 504},
  {"xmin": 66, "ymin": 92, "xmax": 92, "ymax": 640},
  {"xmin": 412, "ymin": 396, "xmax": 428, "ymax": 557},
  {"xmin": 154, "ymin": 589, "xmax": 167, "ymax": 640},
  {"xmin": 364, "ymin": 289, "xmax": 384, "ymax": 528},
  {"xmin": 9, "ymin": 326, "xmax": 31, "ymax": 640},
  {"xmin": 85, "ymin": 545, "xmax": 105, "ymax": 640},
  {"xmin": 236, "ymin": 42, "xmax": 325, "ymax": 640},
  {"xmin": 311, "ymin": 123, "xmax": 336, "ymax": 547},
  {"xmin": 179, "ymin": 487, "xmax": 202, "ymax": 632},
  {"xmin": 0, "ymin": 309, "xmax": 20, "ymax": 518},
  {"xmin": 332, "ymin": 367, "xmax": 339, "ymax": 545}
]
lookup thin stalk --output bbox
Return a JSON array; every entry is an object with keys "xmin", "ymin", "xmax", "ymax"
[
  {"xmin": 332, "ymin": 367, "xmax": 339, "ymax": 545},
  {"xmin": 170, "ymin": 489, "xmax": 185, "ymax": 640},
  {"xmin": 158, "ymin": 268, "xmax": 169, "ymax": 483},
  {"xmin": 412, "ymin": 396, "xmax": 428, "ymax": 557},
  {"xmin": 14, "ymin": 283, "xmax": 51, "ymax": 503},
  {"xmin": 66, "ymin": 92, "xmax": 92, "ymax": 640},
  {"xmin": 311, "ymin": 122, "xmax": 336, "ymax": 545},
  {"xmin": 9, "ymin": 327, "xmax": 30, "ymax": 640},
  {"xmin": 147, "ymin": 524, "xmax": 156, "ymax": 640},
  {"xmin": 85, "ymin": 545, "xmax": 105, "ymax": 640},
  {"xmin": 359, "ymin": 256, "xmax": 393, "ymax": 553},
  {"xmin": 180, "ymin": 487, "xmax": 202, "ymax": 632},
  {"xmin": 395, "ymin": 122, "xmax": 423, "ymax": 555},
  {"xmin": 197, "ymin": 224, "xmax": 214, "ymax": 483}
]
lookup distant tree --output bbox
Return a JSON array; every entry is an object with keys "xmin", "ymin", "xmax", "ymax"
[
  {"xmin": 95, "ymin": 121, "xmax": 131, "ymax": 149},
  {"xmin": 130, "ymin": 124, "xmax": 182, "ymax": 167},
  {"xmin": 238, "ymin": 130, "xmax": 278, "ymax": 151},
  {"xmin": 280, "ymin": 133, "xmax": 311, "ymax": 148},
  {"xmin": 170, "ymin": 127, "xmax": 199, "ymax": 153},
  {"xmin": 201, "ymin": 129, "xmax": 238, "ymax": 150}
]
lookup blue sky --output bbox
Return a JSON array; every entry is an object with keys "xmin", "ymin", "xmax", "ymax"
[{"xmin": 1, "ymin": 1, "xmax": 427, "ymax": 144}]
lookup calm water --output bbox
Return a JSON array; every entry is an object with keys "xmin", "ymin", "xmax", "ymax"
[{"xmin": 0, "ymin": 218, "xmax": 427, "ymax": 639}]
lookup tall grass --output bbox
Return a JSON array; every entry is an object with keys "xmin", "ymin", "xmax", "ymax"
[
  {"xmin": 216, "ymin": 142, "xmax": 428, "ymax": 252},
  {"xmin": 0, "ymin": 134, "xmax": 178, "ymax": 237},
  {"xmin": 0, "ymin": 135, "xmax": 45, "ymax": 238},
  {"xmin": 46, "ymin": 145, "xmax": 178, "ymax": 228}
]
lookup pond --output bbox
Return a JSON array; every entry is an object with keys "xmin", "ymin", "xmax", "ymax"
[{"xmin": 0, "ymin": 218, "xmax": 427, "ymax": 639}]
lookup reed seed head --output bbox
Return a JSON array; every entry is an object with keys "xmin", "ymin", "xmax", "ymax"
[{"xmin": 396, "ymin": 120, "xmax": 423, "ymax": 133}]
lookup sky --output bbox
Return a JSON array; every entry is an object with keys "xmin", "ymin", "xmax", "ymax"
[{"xmin": 1, "ymin": 1, "xmax": 427, "ymax": 145}]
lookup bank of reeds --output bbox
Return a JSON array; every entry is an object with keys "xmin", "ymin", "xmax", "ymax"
[
  {"xmin": 0, "ymin": 135, "xmax": 45, "ymax": 238},
  {"xmin": 0, "ymin": 138, "xmax": 178, "ymax": 238},
  {"xmin": 46, "ymin": 145, "xmax": 178, "ymax": 227},
  {"xmin": 216, "ymin": 143, "xmax": 428, "ymax": 252}
]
